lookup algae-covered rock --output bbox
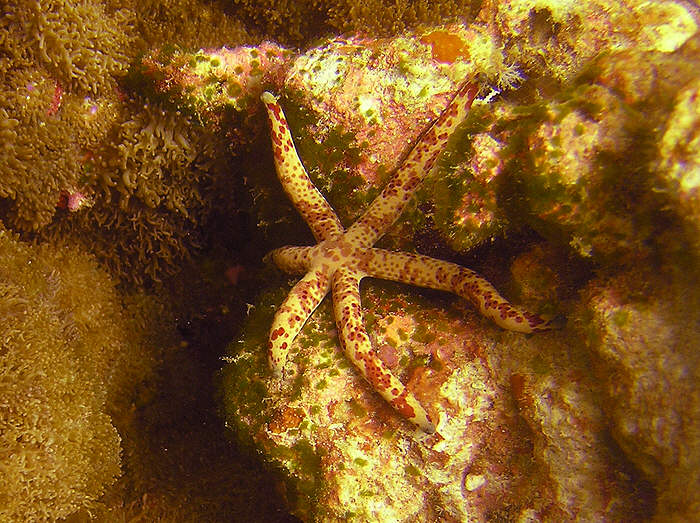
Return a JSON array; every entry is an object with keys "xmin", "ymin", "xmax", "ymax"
[
  {"xmin": 138, "ymin": 13, "xmax": 699, "ymax": 266},
  {"xmin": 490, "ymin": 0, "xmax": 698, "ymax": 84},
  {"xmin": 134, "ymin": 29, "xmax": 494, "ymax": 255},
  {"xmin": 210, "ymin": 8, "xmax": 699, "ymax": 519},
  {"xmin": 220, "ymin": 255, "xmax": 652, "ymax": 520},
  {"xmin": 499, "ymin": 40, "xmax": 700, "ymax": 267},
  {"xmin": 579, "ymin": 271, "xmax": 700, "ymax": 521},
  {"xmin": 136, "ymin": 42, "xmax": 292, "ymax": 130},
  {"xmin": 135, "ymin": 26, "xmax": 543, "ymax": 254},
  {"xmin": 275, "ymin": 27, "xmax": 521, "ymax": 253},
  {"xmin": 501, "ymin": 81, "xmax": 656, "ymax": 263},
  {"xmin": 657, "ymin": 76, "xmax": 700, "ymax": 258}
]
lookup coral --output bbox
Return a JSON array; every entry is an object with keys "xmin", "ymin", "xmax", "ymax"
[
  {"xmin": 0, "ymin": 67, "xmax": 125, "ymax": 231},
  {"xmin": 0, "ymin": 221, "xmax": 289, "ymax": 521},
  {"xmin": 114, "ymin": 0, "xmax": 252, "ymax": 51},
  {"xmin": 13, "ymin": 84, "xmax": 236, "ymax": 285},
  {"xmin": 42, "ymin": 199, "xmax": 207, "ymax": 287},
  {"xmin": 0, "ymin": 225, "xmax": 157, "ymax": 520},
  {"xmin": 98, "ymin": 103, "xmax": 215, "ymax": 213},
  {"xmin": 0, "ymin": 0, "xmax": 243, "ymax": 284},
  {"xmin": 81, "ymin": 101, "xmax": 233, "ymax": 284},
  {"xmin": 229, "ymin": 0, "xmax": 479, "ymax": 45},
  {"xmin": 0, "ymin": 71, "xmax": 232, "ymax": 283},
  {"xmin": 0, "ymin": 0, "xmax": 133, "ymax": 231},
  {"xmin": 0, "ymin": 0, "xmax": 134, "ymax": 95}
]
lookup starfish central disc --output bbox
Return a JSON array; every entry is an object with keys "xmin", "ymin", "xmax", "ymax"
[{"xmin": 313, "ymin": 238, "xmax": 365, "ymax": 270}]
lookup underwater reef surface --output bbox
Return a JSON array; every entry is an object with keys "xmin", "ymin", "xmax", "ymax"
[
  {"xmin": 2, "ymin": 0, "xmax": 700, "ymax": 521},
  {"xmin": 214, "ymin": 4, "xmax": 699, "ymax": 522}
]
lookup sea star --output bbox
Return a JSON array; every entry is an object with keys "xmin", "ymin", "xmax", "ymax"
[{"xmin": 261, "ymin": 82, "xmax": 551, "ymax": 433}]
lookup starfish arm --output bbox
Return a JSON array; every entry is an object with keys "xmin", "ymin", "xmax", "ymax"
[
  {"xmin": 269, "ymin": 266, "xmax": 332, "ymax": 375},
  {"xmin": 267, "ymin": 245, "xmax": 314, "ymax": 275},
  {"xmin": 362, "ymin": 248, "xmax": 552, "ymax": 333},
  {"xmin": 346, "ymin": 81, "xmax": 479, "ymax": 247},
  {"xmin": 332, "ymin": 266, "xmax": 436, "ymax": 433},
  {"xmin": 261, "ymin": 92, "xmax": 345, "ymax": 242}
]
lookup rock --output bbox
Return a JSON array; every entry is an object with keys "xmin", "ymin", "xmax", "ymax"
[
  {"xmin": 580, "ymin": 271, "xmax": 700, "ymax": 521},
  {"xmin": 657, "ymin": 77, "xmax": 700, "ymax": 258},
  {"xmin": 221, "ymin": 260, "xmax": 650, "ymax": 520}
]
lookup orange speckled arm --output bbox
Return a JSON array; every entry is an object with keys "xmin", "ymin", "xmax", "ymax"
[
  {"xmin": 261, "ymin": 92, "xmax": 345, "ymax": 242},
  {"xmin": 346, "ymin": 82, "xmax": 478, "ymax": 247},
  {"xmin": 332, "ymin": 267, "xmax": 435, "ymax": 433}
]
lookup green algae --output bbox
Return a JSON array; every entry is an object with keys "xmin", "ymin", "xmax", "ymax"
[
  {"xmin": 278, "ymin": 91, "xmax": 381, "ymax": 225},
  {"xmin": 348, "ymin": 399, "xmax": 368, "ymax": 418},
  {"xmin": 404, "ymin": 464, "xmax": 421, "ymax": 476},
  {"xmin": 413, "ymin": 323, "xmax": 437, "ymax": 344}
]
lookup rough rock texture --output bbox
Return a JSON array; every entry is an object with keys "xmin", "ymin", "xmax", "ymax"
[
  {"xmin": 580, "ymin": 271, "xmax": 700, "ymax": 521},
  {"xmin": 657, "ymin": 76, "xmax": 700, "ymax": 258},
  {"xmin": 217, "ymin": 3, "xmax": 700, "ymax": 521},
  {"xmin": 222, "ymin": 256, "xmax": 652, "ymax": 521},
  {"xmin": 137, "ymin": 6, "xmax": 700, "ymax": 262}
]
